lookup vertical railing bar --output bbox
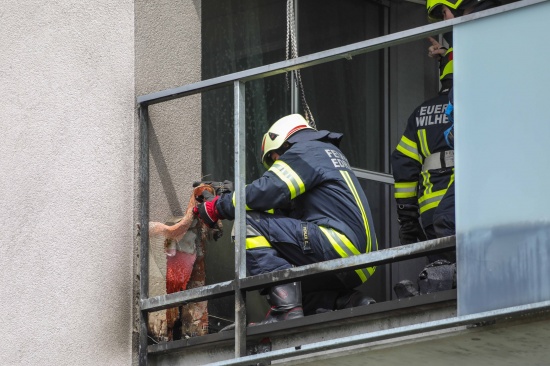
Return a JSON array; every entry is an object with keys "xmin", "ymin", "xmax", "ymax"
[
  {"xmin": 234, "ymin": 81, "xmax": 247, "ymax": 357},
  {"xmin": 382, "ymin": 4, "xmax": 392, "ymax": 302},
  {"xmin": 290, "ymin": 0, "xmax": 299, "ymax": 114},
  {"xmin": 290, "ymin": 76, "xmax": 299, "ymax": 113},
  {"xmin": 138, "ymin": 105, "xmax": 150, "ymax": 366}
]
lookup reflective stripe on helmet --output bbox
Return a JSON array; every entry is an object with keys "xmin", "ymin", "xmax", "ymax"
[
  {"xmin": 285, "ymin": 124, "xmax": 309, "ymax": 140},
  {"xmin": 426, "ymin": 0, "xmax": 463, "ymax": 20}
]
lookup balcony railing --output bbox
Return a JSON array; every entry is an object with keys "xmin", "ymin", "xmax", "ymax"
[{"xmin": 136, "ymin": 1, "xmax": 549, "ymax": 364}]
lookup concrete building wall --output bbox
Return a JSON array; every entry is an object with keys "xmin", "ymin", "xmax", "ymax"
[
  {"xmin": 135, "ymin": 0, "xmax": 202, "ymax": 223},
  {"xmin": 0, "ymin": 1, "xmax": 135, "ymax": 365}
]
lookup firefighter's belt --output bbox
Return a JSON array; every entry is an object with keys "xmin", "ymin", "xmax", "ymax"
[{"xmin": 422, "ymin": 150, "xmax": 454, "ymax": 171}]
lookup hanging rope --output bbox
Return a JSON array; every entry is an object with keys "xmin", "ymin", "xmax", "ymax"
[{"xmin": 286, "ymin": 0, "xmax": 316, "ymax": 129}]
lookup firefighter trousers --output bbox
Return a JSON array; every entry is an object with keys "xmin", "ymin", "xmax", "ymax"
[
  {"xmin": 432, "ymin": 182, "xmax": 456, "ymax": 263},
  {"xmin": 242, "ymin": 211, "xmax": 364, "ymax": 314}
]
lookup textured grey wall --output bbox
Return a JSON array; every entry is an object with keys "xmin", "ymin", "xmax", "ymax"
[
  {"xmin": 0, "ymin": 1, "xmax": 134, "ymax": 365},
  {"xmin": 135, "ymin": 0, "xmax": 202, "ymax": 222},
  {"xmin": 134, "ymin": 0, "xmax": 202, "ymax": 356}
]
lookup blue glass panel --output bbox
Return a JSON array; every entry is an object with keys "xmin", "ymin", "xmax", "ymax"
[{"xmin": 455, "ymin": 1, "xmax": 550, "ymax": 315}]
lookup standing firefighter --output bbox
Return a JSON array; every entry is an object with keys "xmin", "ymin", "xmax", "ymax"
[
  {"xmin": 393, "ymin": 0, "xmax": 502, "ymax": 248},
  {"xmin": 194, "ymin": 114, "xmax": 378, "ymax": 324},
  {"xmin": 426, "ymin": 0, "xmax": 501, "ymax": 239},
  {"xmin": 391, "ymin": 0, "xmax": 503, "ymax": 297},
  {"xmin": 391, "ymin": 84, "xmax": 454, "ymax": 250},
  {"xmin": 389, "ymin": 2, "xmax": 456, "ymax": 297}
]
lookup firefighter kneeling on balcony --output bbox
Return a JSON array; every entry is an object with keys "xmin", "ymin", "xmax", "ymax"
[{"xmin": 194, "ymin": 114, "xmax": 378, "ymax": 324}]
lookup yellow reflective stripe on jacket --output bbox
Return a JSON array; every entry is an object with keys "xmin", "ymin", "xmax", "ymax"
[
  {"xmin": 270, "ymin": 160, "xmax": 305, "ymax": 199},
  {"xmin": 245, "ymin": 236, "xmax": 272, "ymax": 250},
  {"xmin": 340, "ymin": 170, "xmax": 373, "ymax": 254},
  {"xmin": 394, "ymin": 181, "xmax": 418, "ymax": 199},
  {"xmin": 417, "ymin": 129, "xmax": 431, "ymax": 158},
  {"xmin": 396, "ymin": 135, "xmax": 423, "ymax": 164},
  {"xmin": 231, "ymin": 191, "xmax": 252, "ymax": 211},
  {"xmin": 231, "ymin": 191, "xmax": 275, "ymax": 213},
  {"xmin": 418, "ymin": 168, "xmax": 454, "ymax": 213},
  {"xmin": 421, "ymin": 169, "xmax": 434, "ymax": 195},
  {"xmin": 418, "ymin": 189, "xmax": 447, "ymax": 214},
  {"xmin": 319, "ymin": 226, "xmax": 375, "ymax": 283}
]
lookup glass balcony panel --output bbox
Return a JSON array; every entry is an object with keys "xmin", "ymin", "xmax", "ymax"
[{"xmin": 455, "ymin": 1, "xmax": 550, "ymax": 315}]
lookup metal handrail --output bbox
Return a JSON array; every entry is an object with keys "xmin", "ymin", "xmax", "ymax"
[
  {"xmin": 136, "ymin": 0, "xmax": 539, "ymax": 106},
  {"xmin": 140, "ymin": 236, "xmax": 455, "ymax": 312},
  {"xmin": 210, "ymin": 300, "xmax": 550, "ymax": 366}
]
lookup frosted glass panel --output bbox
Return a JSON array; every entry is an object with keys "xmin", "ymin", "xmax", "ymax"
[{"xmin": 455, "ymin": 1, "xmax": 550, "ymax": 315}]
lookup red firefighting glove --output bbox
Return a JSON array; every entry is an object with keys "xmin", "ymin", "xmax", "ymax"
[
  {"xmin": 193, "ymin": 195, "xmax": 221, "ymax": 228},
  {"xmin": 397, "ymin": 203, "xmax": 427, "ymax": 245}
]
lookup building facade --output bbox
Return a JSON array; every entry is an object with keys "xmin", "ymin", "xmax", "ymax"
[{"xmin": 2, "ymin": 1, "xmax": 549, "ymax": 365}]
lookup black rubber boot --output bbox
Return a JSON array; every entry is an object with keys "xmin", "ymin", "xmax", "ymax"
[
  {"xmin": 393, "ymin": 279, "xmax": 420, "ymax": 299},
  {"xmin": 252, "ymin": 282, "xmax": 304, "ymax": 325},
  {"xmin": 335, "ymin": 290, "xmax": 376, "ymax": 310}
]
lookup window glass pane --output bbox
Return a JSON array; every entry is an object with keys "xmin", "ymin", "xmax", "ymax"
[
  {"xmin": 298, "ymin": 1, "xmax": 384, "ymax": 172},
  {"xmin": 201, "ymin": 0, "xmax": 289, "ymax": 324},
  {"xmin": 202, "ymin": 0, "xmax": 388, "ymax": 175},
  {"xmin": 301, "ymin": 54, "xmax": 383, "ymax": 172},
  {"xmin": 202, "ymin": 0, "xmax": 289, "ymax": 182},
  {"xmin": 201, "ymin": 76, "xmax": 289, "ymax": 183},
  {"xmin": 202, "ymin": 0, "xmax": 287, "ymax": 78},
  {"xmin": 456, "ymin": 2, "xmax": 550, "ymax": 315}
]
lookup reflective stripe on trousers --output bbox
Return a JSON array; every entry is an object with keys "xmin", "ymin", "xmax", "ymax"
[{"xmin": 319, "ymin": 226, "xmax": 375, "ymax": 283}]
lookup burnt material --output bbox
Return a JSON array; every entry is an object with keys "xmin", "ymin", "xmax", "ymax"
[
  {"xmin": 393, "ymin": 280, "xmax": 420, "ymax": 299},
  {"xmin": 148, "ymin": 184, "xmax": 221, "ymax": 341}
]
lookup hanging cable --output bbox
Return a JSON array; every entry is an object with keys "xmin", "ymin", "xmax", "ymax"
[{"xmin": 286, "ymin": 0, "xmax": 316, "ymax": 129}]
